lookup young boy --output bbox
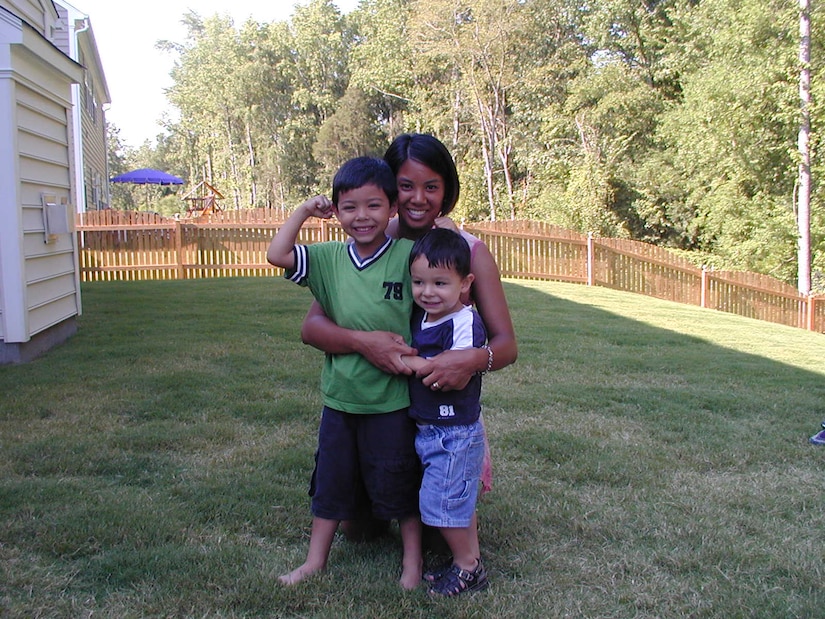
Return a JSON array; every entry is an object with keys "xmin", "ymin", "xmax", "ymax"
[
  {"xmin": 401, "ymin": 228, "xmax": 490, "ymax": 597},
  {"xmin": 266, "ymin": 157, "xmax": 422, "ymax": 589}
]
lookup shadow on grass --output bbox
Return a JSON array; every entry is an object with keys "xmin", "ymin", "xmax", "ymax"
[
  {"xmin": 480, "ymin": 280, "xmax": 824, "ymax": 618},
  {"xmin": 0, "ymin": 278, "xmax": 823, "ymax": 618}
]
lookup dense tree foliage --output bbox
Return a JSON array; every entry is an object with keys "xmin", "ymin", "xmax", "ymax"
[{"xmin": 108, "ymin": 0, "xmax": 824, "ymax": 289}]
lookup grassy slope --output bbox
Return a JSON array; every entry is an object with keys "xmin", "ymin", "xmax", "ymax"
[{"xmin": 1, "ymin": 278, "xmax": 823, "ymax": 618}]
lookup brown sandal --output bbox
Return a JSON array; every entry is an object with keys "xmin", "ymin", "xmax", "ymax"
[
  {"xmin": 427, "ymin": 559, "xmax": 488, "ymax": 597},
  {"xmin": 423, "ymin": 557, "xmax": 453, "ymax": 583}
]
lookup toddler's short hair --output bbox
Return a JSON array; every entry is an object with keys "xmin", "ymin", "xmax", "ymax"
[{"xmin": 409, "ymin": 228, "xmax": 471, "ymax": 278}]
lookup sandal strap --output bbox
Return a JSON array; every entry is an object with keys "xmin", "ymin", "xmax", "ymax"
[
  {"xmin": 452, "ymin": 565, "xmax": 476, "ymax": 582},
  {"xmin": 423, "ymin": 557, "xmax": 453, "ymax": 583},
  {"xmin": 428, "ymin": 559, "xmax": 488, "ymax": 597}
]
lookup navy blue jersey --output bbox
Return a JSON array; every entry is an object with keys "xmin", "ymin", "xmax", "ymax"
[{"xmin": 408, "ymin": 305, "xmax": 487, "ymax": 425}]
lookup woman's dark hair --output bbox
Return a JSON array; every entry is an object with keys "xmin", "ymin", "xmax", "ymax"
[
  {"xmin": 332, "ymin": 156, "xmax": 397, "ymax": 206},
  {"xmin": 409, "ymin": 228, "xmax": 471, "ymax": 278},
  {"xmin": 384, "ymin": 133, "xmax": 460, "ymax": 216}
]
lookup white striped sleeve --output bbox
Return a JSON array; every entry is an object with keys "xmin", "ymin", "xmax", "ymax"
[{"xmin": 286, "ymin": 245, "xmax": 308, "ymax": 284}]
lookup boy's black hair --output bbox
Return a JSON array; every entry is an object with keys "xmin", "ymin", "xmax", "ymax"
[
  {"xmin": 332, "ymin": 156, "xmax": 397, "ymax": 206},
  {"xmin": 409, "ymin": 228, "xmax": 471, "ymax": 278},
  {"xmin": 384, "ymin": 133, "xmax": 460, "ymax": 217}
]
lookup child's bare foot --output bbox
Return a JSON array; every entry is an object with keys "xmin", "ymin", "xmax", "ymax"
[
  {"xmin": 278, "ymin": 562, "xmax": 323, "ymax": 586},
  {"xmin": 399, "ymin": 558, "xmax": 423, "ymax": 590}
]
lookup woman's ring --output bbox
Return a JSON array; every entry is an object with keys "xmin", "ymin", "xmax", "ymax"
[{"xmin": 432, "ymin": 382, "xmax": 440, "ymax": 390}]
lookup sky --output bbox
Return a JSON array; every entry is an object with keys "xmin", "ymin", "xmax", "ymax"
[{"xmin": 67, "ymin": 0, "xmax": 360, "ymax": 149}]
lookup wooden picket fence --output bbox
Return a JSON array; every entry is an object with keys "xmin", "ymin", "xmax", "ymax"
[{"xmin": 75, "ymin": 210, "xmax": 825, "ymax": 333}]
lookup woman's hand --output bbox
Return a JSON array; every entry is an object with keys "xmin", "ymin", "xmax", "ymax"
[
  {"xmin": 414, "ymin": 348, "xmax": 487, "ymax": 391},
  {"xmin": 433, "ymin": 216, "xmax": 459, "ymax": 232}
]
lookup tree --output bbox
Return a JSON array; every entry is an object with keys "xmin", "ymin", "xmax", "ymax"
[
  {"xmin": 106, "ymin": 123, "xmax": 136, "ymax": 210},
  {"xmin": 347, "ymin": 0, "xmax": 415, "ymax": 136},
  {"xmin": 313, "ymin": 85, "xmax": 387, "ymax": 177},
  {"xmin": 135, "ymin": 0, "xmax": 821, "ymax": 287},
  {"xmin": 276, "ymin": 0, "xmax": 351, "ymax": 200},
  {"xmin": 160, "ymin": 2, "xmax": 352, "ymax": 207},
  {"xmin": 657, "ymin": 0, "xmax": 801, "ymax": 281},
  {"xmin": 411, "ymin": 0, "xmax": 528, "ymax": 221},
  {"xmin": 561, "ymin": 60, "xmax": 666, "ymax": 237},
  {"xmin": 798, "ymin": 0, "xmax": 812, "ymax": 293},
  {"xmin": 500, "ymin": 0, "xmax": 591, "ymax": 223},
  {"xmin": 580, "ymin": 0, "xmax": 681, "ymax": 99},
  {"xmin": 242, "ymin": 19, "xmax": 304, "ymax": 207},
  {"xmin": 163, "ymin": 12, "xmax": 251, "ymax": 207}
]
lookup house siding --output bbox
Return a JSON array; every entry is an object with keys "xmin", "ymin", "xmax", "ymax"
[
  {"xmin": 0, "ymin": 0, "xmax": 84, "ymax": 362},
  {"xmin": 15, "ymin": 50, "xmax": 79, "ymax": 337},
  {"xmin": 54, "ymin": 1, "xmax": 110, "ymax": 212},
  {"xmin": 79, "ymin": 36, "xmax": 109, "ymax": 210},
  {"xmin": 3, "ymin": 0, "xmax": 47, "ymax": 33},
  {"xmin": 80, "ymin": 89, "xmax": 108, "ymax": 209}
]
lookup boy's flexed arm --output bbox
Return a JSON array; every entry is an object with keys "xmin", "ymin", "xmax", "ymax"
[{"xmin": 267, "ymin": 196, "xmax": 334, "ymax": 269}]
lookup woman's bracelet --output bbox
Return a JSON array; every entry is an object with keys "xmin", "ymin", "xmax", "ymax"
[{"xmin": 478, "ymin": 345, "xmax": 494, "ymax": 375}]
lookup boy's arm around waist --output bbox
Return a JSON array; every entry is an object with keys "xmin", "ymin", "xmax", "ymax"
[{"xmin": 301, "ymin": 300, "xmax": 416, "ymax": 375}]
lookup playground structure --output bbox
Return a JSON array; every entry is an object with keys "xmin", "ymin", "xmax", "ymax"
[{"xmin": 182, "ymin": 181, "xmax": 224, "ymax": 217}]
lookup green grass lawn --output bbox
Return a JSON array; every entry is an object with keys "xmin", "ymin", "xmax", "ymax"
[{"xmin": 1, "ymin": 277, "xmax": 823, "ymax": 618}]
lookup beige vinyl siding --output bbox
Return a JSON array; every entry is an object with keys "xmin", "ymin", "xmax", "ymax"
[
  {"xmin": 17, "ymin": 82, "xmax": 78, "ymax": 337},
  {"xmin": 2, "ymin": 0, "xmax": 49, "ymax": 32},
  {"xmin": 50, "ymin": 10, "xmax": 68, "ymax": 50},
  {"xmin": 27, "ymin": 271, "xmax": 76, "ymax": 307},
  {"xmin": 26, "ymin": 250, "xmax": 74, "ymax": 282},
  {"xmin": 80, "ymin": 76, "xmax": 106, "ymax": 164},
  {"xmin": 0, "ymin": 0, "xmax": 84, "ymax": 358},
  {"xmin": 29, "ymin": 291, "xmax": 77, "ymax": 333},
  {"xmin": 12, "ymin": 47, "xmax": 80, "ymax": 340},
  {"xmin": 17, "ymin": 100, "xmax": 69, "ymax": 142},
  {"xmin": 77, "ymin": 32, "xmax": 109, "ymax": 210},
  {"xmin": 18, "ymin": 129, "xmax": 70, "ymax": 165},
  {"xmin": 81, "ymin": 108, "xmax": 107, "ymax": 209}
]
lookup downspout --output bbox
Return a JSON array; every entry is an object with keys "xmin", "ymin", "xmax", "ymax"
[
  {"xmin": 102, "ymin": 101, "xmax": 111, "ymax": 208},
  {"xmin": 70, "ymin": 16, "xmax": 89, "ymax": 214},
  {"xmin": 69, "ymin": 17, "xmax": 91, "ymax": 317}
]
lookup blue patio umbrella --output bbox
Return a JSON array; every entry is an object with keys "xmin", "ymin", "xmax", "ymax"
[{"xmin": 111, "ymin": 168, "xmax": 184, "ymax": 185}]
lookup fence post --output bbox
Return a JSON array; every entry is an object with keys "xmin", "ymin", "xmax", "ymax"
[
  {"xmin": 586, "ymin": 233, "xmax": 594, "ymax": 286},
  {"xmin": 807, "ymin": 294, "xmax": 815, "ymax": 331},
  {"xmin": 701, "ymin": 266, "xmax": 708, "ymax": 308},
  {"xmin": 175, "ymin": 220, "xmax": 184, "ymax": 280}
]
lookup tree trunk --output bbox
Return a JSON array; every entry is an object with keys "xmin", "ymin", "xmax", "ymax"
[
  {"xmin": 476, "ymin": 98, "xmax": 497, "ymax": 221},
  {"xmin": 246, "ymin": 121, "xmax": 257, "ymax": 207},
  {"xmin": 797, "ymin": 0, "xmax": 812, "ymax": 294}
]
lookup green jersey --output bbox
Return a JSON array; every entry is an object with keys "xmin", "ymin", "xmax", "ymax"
[{"xmin": 286, "ymin": 236, "xmax": 414, "ymax": 413}]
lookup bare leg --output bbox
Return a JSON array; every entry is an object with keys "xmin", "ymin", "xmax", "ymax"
[
  {"xmin": 439, "ymin": 524, "xmax": 476, "ymax": 572},
  {"xmin": 278, "ymin": 517, "xmax": 339, "ymax": 585},
  {"xmin": 429, "ymin": 515, "xmax": 488, "ymax": 597},
  {"xmin": 398, "ymin": 515, "xmax": 423, "ymax": 590},
  {"xmin": 468, "ymin": 511, "xmax": 480, "ymax": 559},
  {"xmin": 426, "ymin": 511, "xmax": 479, "ymax": 568}
]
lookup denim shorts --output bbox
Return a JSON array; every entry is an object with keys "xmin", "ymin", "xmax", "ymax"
[
  {"xmin": 310, "ymin": 407, "xmax": 420, "ymax": 521},
  {"xmin": 416, "ymin": 420, "xmax": 485, "ymax": 528}
]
